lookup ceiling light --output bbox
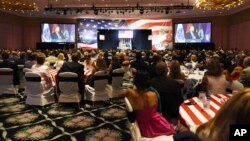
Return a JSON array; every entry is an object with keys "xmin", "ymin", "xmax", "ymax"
[
  {"xmin": 94, "ymin": 9, "xmax": 98, "ymax": 15},
  {"xmin": 139, "ymin": 8, "xmax": 144, "ymax": 14},
  {"xmin": 0, "ymin": 0, "xmax": 38, "ymax": 12},
  {"xmin": 195, "ymin": 0, "xmax": 244, "ymax": 10}
]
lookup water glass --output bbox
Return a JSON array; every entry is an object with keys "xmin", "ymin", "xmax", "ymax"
[
  {"xmin": 198, "ymin": 91, "xmax": 206, "ymax": 102},
  {"xmin": 203, "ymin": 99, "xmax": 210, "ymax": 110}
]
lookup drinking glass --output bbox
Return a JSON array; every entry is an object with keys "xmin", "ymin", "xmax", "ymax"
[
  {"xmin": 203, "ymin": 99, "xmax": 210, "ymax": 110},
  {"xmin": 198, "ymin": 91, "xmax": 206, "ymax": 102}
]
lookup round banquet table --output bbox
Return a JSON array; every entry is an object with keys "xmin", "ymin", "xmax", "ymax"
[{"xmin": 179, "ymin": 94, "xmax": 232, "ymax": 132}]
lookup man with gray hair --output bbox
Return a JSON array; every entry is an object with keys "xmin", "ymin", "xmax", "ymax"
[{"xmin": 240, "ymin": 56, "xmax": 250, "ymax": 87}]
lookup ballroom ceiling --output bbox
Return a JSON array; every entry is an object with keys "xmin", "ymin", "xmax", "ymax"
[{"xmin": 1, "ymin": 0, "xmax": 250, "ymax": 19}]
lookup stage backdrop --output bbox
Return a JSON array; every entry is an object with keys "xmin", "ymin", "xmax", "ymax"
[{"xmin": 77, "ymin": 19, "xmax": 172, "ymax": 50}]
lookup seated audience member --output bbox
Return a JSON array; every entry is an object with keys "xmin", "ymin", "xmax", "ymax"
[
  {"xmin": 108, "ymin": 55, "xmax": 121, "ymax": 73},
  {"xmin": 54, "ymin": 53, "xmax": 65, "ymax": 71},
  {"xmin": 231, "ymin": 66, "xmax": 242, "ymax": 80},
  {"xmin": 24, "ymin": 53, "xmax": 37, "ymax": 68},
  {"xmin": 151, "ymin": 61, "xmax": 184, "ymax": 124},
  {"xmin": 83, "ymin": 54, "xmax": 95, "ymax": 83},
  {"xmin": 9, "ymin": 51, "xmax": 19, "ymax": 62},
  {"xmin": 190, "ymin": 54, "xmax": 198, "ymax": 69},
  {"xmin": 16, "ymin": 52, "xmax": 26, "ymax": 65},
  {"xmin": 168, "ymin": 60, "xmax": 186, "ymax": 81},
  {"xmin": 58, "ymin": 53, "xmax": 84, "ymax": 93},
  {"xmin": 46, "ymin": 51, "xmax": 57, "ymax": 66},
  {"xmin": 108, "ymin": 55, "xmax": 122, "ymax": 83},
  {"xmin": 94, "ymin": 52, "xmax": 108, "ymax": 72},
  {"xmin": 31, "ymin": 53, "xmax": 52, "ymax": 90},
  {"xmin": 130, "ymin": 52, "xmax": 149, "ymax": 71},
  {"xmin": 240, "ymin": 56, "xmax": 250, "ymax": 87},
  {"xmin": 83, "ymin": 54, "xmax": 95, "ymax": 72},
  {"xmin": 104, "ymin": 51, "xmax": 111, "ymax": 67},
  {"xmin": 196, "ymin": 89, "xmax": 250, "ymax": 141},
  {"xmin": 87, "ymin": 52, "xmax": 109, "ymax": 86},
  {"xmin": 225, "ymin": 66, "xmax": 244, "ymax": 93},
  {"xmin": 0, "ymin": 51, "xmax": 20, "ymax": 86},
  {"xmin": 123, "ymin": 71, "xmax": 175, "ymax": 138},
  {"xmin": 202, "ymin": 57, "xmax": 228, "ymax": 94},
  {"xmin": 148, "ymin": 54, "xmax": 162, "ymax": 78}
]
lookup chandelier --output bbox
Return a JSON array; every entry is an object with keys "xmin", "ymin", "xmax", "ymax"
[
  {"xmin": 0, "ymin": 0, "xmax": 38, "ymax": 12},
  {"xmin": 195, "ymin": 0, "xmax": 244, "ymax": 10}
]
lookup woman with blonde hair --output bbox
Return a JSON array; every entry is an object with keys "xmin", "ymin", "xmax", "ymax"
[
  {"xmin": 196, "ymin": 89, "xmax": 250, "ymax": 141},
  {"xmin": 94, "ymin": 52, "xmax": 108, "ymax": 72},
  {"xmin": 54, "ymin": 53, "xmax": 65, "ymax": 71}
]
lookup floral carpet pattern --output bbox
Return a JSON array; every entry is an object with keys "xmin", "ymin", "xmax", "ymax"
[{"xmin": 0, "ymin": 94, "xmax": 131, "ymax": 141}]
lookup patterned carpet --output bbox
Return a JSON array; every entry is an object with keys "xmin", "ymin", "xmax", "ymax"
[{"xmin": 0, "ymin": 93, "xmax": 131, "ymax": 141}]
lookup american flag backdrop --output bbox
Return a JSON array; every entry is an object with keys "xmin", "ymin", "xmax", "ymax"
[{"xmin": 77, "ymin": 19, "xmax": 172, "ymax": 50}]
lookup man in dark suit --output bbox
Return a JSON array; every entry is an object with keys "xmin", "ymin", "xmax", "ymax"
[
  {"xmin": 58, "ymin": 53, "xmax": 84, "ymax": 93},
  {"xmin": 130, "ymin": 52, "xmax": 149, "ymax": 71},
  {"xmin": 150, "ymin": 61, "xmax": 184, "ymax": 124},
  {"xmin": 0, "ymin": 51, "xmax": 20, "ymax": 85}
]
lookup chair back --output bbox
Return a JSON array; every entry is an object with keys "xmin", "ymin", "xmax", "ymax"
[
  {"xmin": 124, "ymin": 97, "xmax": 141, "ymax": 141},
  {"xmin": 111, "ymin": 68, "xmax": 124, "ymax": 89},
  {"xmin": 0, "ymin": 68, "xmax": 13, "ymax": 85},
  {"xmin": 25, "ymin": 72, "xmax": 55, "ymax": 106},
  {"xmin": 25, "ymin": 72, "xmax": 43, "ymax": 94},
  {"xmin": 58, "ymin": 72, "xmax": 79, "ymax": 94},
  {"xmin": 124, "ymin": 97, "xmax": 133, "ymax": 112},
  {"xmin": 18, "ymin": 64, "xmax": 24, "ymax": 70},
  {"xmin": 23, "ymin": 68, "xmax": 32, "ymax": 73},
  {"xmin": 93, "ymin": 71, "xmax": 109, "ymax": 91}
]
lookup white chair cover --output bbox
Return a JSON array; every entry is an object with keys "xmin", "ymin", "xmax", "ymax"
[
  {"xmin": 23, "ymin": 68, "xmax": 32, "ymax": 73},
  {"xmin": 107, "ymin": 68, "xmax": 124, "ymax": 98},
  {"xmin": 84, "ymin": 71, "xmax": 109, "ymax": 101},
  {"xmin": 25, "ymin": 72, "xmax": 55, "ymax": 106},
  {"xmin": 58, "ymin": 72, "xmax": 81, "ymax": 104},
  {"xmin": 0, "ymin": 68, "xmax": 17, "ymax": 95}
]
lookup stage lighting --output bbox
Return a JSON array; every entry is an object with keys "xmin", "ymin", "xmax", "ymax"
[
  {"xmin": 94, "ymin": 9, "xmax": 98, "ymax": 15},
  {"xmin": 63, "ymin": 10, "xmax": 67, "ymax": 15},
  {"xmin": 139, "ymin": 8, "xmax": 144, "ymax": 14},
  {"xmin": 165, "ymin": 10, "xmax": 169, "ymax": 14},
  {"xmin": 43, "ymin": 2, "xmax": 194, "ymax": 16}
]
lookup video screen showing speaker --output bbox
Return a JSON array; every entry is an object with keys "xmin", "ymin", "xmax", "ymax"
[
  {"xmin": 41, "ymin": 23, "xmax": 75, "ymax": 43},
  {"xmin": 97, "ymin": 29, "xmax": 152, "ymax": 50},
  {"xmin": 174, "ymin": 22, "xmax": 211, "ymax": 43}
]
